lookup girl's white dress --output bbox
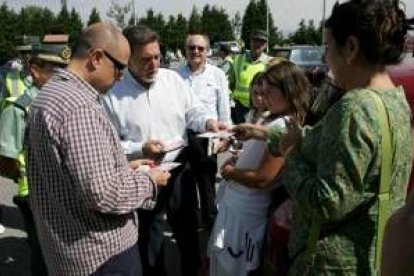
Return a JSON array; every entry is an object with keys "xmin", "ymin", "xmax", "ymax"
[{"xmin": 208, "ymin": 117, "xmax": 286, "ymax": 276}]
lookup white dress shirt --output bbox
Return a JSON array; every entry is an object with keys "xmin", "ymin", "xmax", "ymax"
[
  {"xmin": 103, "ymin": 68, "xmax": 212, "ymax": 159},
  {"xmin": 177, "ymin": 63, "xmax": 231, "ymax": 124}
]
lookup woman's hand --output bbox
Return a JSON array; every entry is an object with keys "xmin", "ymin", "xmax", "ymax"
[
  {"xmin": 220, "ymin": 163, "xmax": 235, "ymax": 181},
  {"xmin": 128, "ymin": 159, "xmax": 155, "ymax": 169},
  {"xmin": 279, "ymin": 119, "xmax": 302, "ymax": 157},
  {"xmin": 232, "ymin": 123, "xmax": 268, "ymax": 141}
]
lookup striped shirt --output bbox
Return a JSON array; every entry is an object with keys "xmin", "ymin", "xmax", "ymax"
[{"xmin": 26, "ymin": 68, "xmax": 156, "ymax": 275}]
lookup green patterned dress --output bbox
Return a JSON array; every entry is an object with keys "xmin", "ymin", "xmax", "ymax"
[{"xmin": 269, "ymin": 87, "xmax": 412, "ymax": 275}]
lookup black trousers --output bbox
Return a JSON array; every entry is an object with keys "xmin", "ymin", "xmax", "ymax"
[
  {"xmin": 138, "ymin": 149, "xmax": 201, "ymax": 276},
  {"xmin": 232, "ymin": 100, "xmax": 250, "ymax": 124},
  {"xmin": 93, "ymin": 243, "xmax": 142, "ymax": 276},
  {"xmin": 187, "ymin": 129, "xmax": 218, "ymax": 231},
  {"xmin": 13, "ymin": 195, "xmax": 48, "ymax": 276}
]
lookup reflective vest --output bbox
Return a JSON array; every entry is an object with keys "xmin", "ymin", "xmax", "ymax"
[
  {"xmin": 1, "ymin": 89, "xmax": 35, "ymax": 197},
  {"xmin": 232, "ymin": 54, "xmax": 266, "ymax": 108},
  {"xmin": 5, "ymin": 71, "xmax": 28, "ymax": 97}
]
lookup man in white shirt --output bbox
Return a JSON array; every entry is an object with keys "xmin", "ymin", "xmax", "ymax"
[
  {"xmin": 177, "ymin": 34, "xmax": 231, "ymax": 232},
  {"xmin": 103, "ymin": 25, "xmax": 224, "ymax": 276}
]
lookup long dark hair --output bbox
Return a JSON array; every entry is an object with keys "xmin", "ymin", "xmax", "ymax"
[
  {"xmin": 263, "ymin": 60, "xmax": 310, "ymax": 124},
  {"xmin": 325, "ymin": 0, "xmax": 413, "ymax": 66}
]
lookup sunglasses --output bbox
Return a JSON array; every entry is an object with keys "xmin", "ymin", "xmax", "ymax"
[
  {"xmin": 103, "ymin": 50, "xmax": 127, "ymax": 72},
  {"xmin": 188, "ymin": 45, "xmax": 206, "ymax": 52}
]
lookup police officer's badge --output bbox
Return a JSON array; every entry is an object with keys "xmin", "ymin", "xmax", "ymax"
[{"xmin": 61, "ymin": 46, "xmax": 72, "ymax": 62}]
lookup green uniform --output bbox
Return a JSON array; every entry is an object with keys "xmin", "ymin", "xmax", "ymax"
[
  {"xmin": 269, "ymin": 87, "xmax": 412, "ymax": 275},
  {"xmin": 231, "ymin": 52, "xmax": 268, "ymax": 108},
  {"xmin": 0, "ymin": 68, "xmax": 32, "ymax": 103},
  {"xmin": 0, "ymin": 86, "xmax": 38, "ymax": 196}
]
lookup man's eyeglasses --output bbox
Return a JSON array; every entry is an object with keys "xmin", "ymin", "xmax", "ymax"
[
  {"xmin": 188, "ymin": 45, "xmax": 206, "ymax": 52},
  {"xmin": 103, "ymin": 50, "xmax": 127, "ymax": 73}
]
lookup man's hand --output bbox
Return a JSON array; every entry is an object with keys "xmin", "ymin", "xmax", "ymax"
[
  {"xmin": 149, "ymin": 169, "xmax": 171, "ymax": 186},
  {"xmin": 206, "ymin": 119, "xmax": 228, "ymax": 132},
  {"xmin": 128, "ymin": 159, "xmax": 154, "ymax": 170},
  {"xmin": 142, "ymin": 139, "xmax": 165, "ymax": 160},
  {"xmin": 232, "ymin": 123, "xmax": 267, "ymax": 141}
]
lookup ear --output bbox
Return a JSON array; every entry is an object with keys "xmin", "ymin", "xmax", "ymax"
[
  {"xmin": 28, "ymin": 63, "xmax": 40, "ymax": 80},
  {"xmin": 89, "ymin": 49, "xmax": 104, "ymax": 69},
  {"xmin": 344, "ymin": 35, "xmax": 360, "ymax": 65}
]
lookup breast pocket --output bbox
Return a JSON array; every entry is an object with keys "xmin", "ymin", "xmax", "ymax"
[{"xmin": 198, "ymin": 84, "xmax": 219, "ymax": 106}]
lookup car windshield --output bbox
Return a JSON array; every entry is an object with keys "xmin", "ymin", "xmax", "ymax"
[{"xmin": 290, "ymin": 47, "xmax": 324, "ymax": 65}]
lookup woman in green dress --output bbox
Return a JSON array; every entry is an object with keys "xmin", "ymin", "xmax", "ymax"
[{"xmin": 234, "ymin": 0, "xmax": 413, "ymax": 274}]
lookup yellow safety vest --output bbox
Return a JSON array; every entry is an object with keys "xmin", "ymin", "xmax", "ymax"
[
  {"xmin": 5, "ymin": 71, "xmax": 27, "ymax": 98},
  {"xmin": 232, "ymin": 54, "xmax": 266, "ymax": 108},
  {"xmin": 1, "ymin": 90, "xmax": 34, "ymax": 197}
]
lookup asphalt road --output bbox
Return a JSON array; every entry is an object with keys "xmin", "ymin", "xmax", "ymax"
[{"xmin": 0, "ymin": 153, "xmax": 228, "ymax": 275}]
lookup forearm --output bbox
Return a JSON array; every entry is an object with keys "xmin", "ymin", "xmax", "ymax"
[
  {"xmin": 84, "ymin": 168, "xmax": 157, "ymax": 214},
  {"xmin": 225, "ymin": 168, "xmax": 273, "ymax": 189}
]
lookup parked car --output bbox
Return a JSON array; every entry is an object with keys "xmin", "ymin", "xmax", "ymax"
[
  {"xmin": 213, "ymin": 41, "xmax": 241, "ymax": 54},
  {"xmin": 270, "ymin": 45, "xmax": 328, "ymax": 87}
]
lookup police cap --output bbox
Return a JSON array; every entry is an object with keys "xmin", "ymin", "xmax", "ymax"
[
  {"xmin": 251, "ymin": 29, "xmax": 268, "ymax": 42},
  {"xmin": 31, "ymin": 34, "xmax": 71, "ymax": 65},
  {"xmin": 15, "ymin": 35, "xmax": 40, "ymax": 52}
]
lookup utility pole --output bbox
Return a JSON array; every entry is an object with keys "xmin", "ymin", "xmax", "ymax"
[
  {"xmin": 266, "ymin": 0, "xmax": 269, "ymax": 52},
  {"xmin": 133, "ymin": 0, "xmax": 137, "ymax": 25},
  {"xmin": 322, "ymin": 0, "xmax": 326, "ymax": 38}
]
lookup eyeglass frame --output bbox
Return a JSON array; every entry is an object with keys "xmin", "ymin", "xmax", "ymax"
[
  {"xmin": 187, "ymin": 45, "xmax": 206, "ymax": 52},
  {"xmin": 102, "ymin": 50, "xmax": 127, "ymax": 74}
]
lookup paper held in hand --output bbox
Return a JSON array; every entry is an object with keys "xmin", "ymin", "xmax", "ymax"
[{"xmin": 196, "ymin": 131, "xmax": 234, "ymax": 139}]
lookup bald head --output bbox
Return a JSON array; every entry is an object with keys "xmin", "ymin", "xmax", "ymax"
[
  {"xmin": 73, "ymin": 22, "xmax": 130, "ymax": 66},
  {"xmin": 68, "ymin": 22, "xmax": 130, "ymax": 94}
]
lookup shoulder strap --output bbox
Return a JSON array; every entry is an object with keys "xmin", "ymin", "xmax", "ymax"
[
  {"xmin": 370, "ymin": 90, "xmax": 392, "ymax": 272},
  {"xmin": 13, "ymin": 89, "xmax": 35, "ymax": 112},
  {"xmin": 303, "ymin": 90, "xmax": 392, "ymax": 272}
]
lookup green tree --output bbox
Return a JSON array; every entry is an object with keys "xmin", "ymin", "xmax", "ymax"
[
  {"xmin": 171, "ymin": 13, "xmax": 188, "ymax": 50},
  {"xmin": 107, "ymin": 0, "xmax": 133, "ymax": 29},
  {"xmin": 0, "ymin": 2, "xmax": 19, "ymax": 64},
  {"xmin": 288, "ymin": 19, "xmax": 322, "ymax": 45},
  {"xmin": 87, "ymin": 7, "xmax": 101, "ymax": 26},
  {"xmin": 18, "ymin": 6, "xmax": 56, "ymax": 36},
  {"xmin": 200, "ymin": 5, "xmax": 234, "ymax": 44},
  {"xmin": 68, "ymin": 7, "xmax": 83, "ymax": 44},
  {"xmin": 188, "ymin": 6, "xmax": 202, "ymax": 34},
  {"xmin": 241, "ymin": 0, "xmax": 283, "ymax": 49},
  {"xmin": 137, "ymin": 10, "xmax": 166, "ymax": 43},
  {"xmin": 241, "ymin": 0, "xmax": 257, "ymax": 47}
]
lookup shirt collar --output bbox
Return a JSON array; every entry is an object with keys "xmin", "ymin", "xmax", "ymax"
[
  {"xmin": 54, "ymin": 68, "xmax": 100, "ymax": 101},
  {"xmin": 186, "ymin": 61, "xmax": 207, "ymax": 76}
]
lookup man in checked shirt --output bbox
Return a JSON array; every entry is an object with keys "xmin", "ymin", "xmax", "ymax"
[{"xmin": 25, "ymin": 22, "xmax": 170, "ymax": 276}]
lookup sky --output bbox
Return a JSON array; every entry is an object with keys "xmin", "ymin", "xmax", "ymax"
[{"xmin": 7, "ymin": 0, "xmax": 414, "ymax": 34}]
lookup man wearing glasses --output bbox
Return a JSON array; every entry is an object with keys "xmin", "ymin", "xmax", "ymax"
[
  {"xmin": 177, "ymin": 34, "xmax": 231, "ymax": 234},
  {"xmin": 103, "ymin": 25, "xmax": 225, "ymax": 276},
  {"xmin": 25, "ymin": 22, "xmax": 170, "ymax": 275}
]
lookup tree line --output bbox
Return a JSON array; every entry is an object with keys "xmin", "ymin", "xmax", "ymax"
[{"xmin": 0, "ymin": 0, "xmax": 322, "ymax": 64}]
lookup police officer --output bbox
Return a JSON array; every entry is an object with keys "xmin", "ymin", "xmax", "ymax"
[
  {"xmin": 0, "ymin": 35, "xmax": 40, "ymax": 103},
  {"xmin": 231, "ymin": 29, "xmax": 269, "ymax": 123},
  {"xmin": 0, "ymin": 35, "xmax": 71, "ymax": 276}
]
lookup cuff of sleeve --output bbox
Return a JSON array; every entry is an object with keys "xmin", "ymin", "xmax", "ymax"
[
  {"xmin": 266, "ymin": 125, "xmax": 287, "ymax": 156},
  {"xmin": 0, "ymin": 149, "xmax": 19, "ymax": 160},
  {"xmin": 139, "ymin": 171, "xmax": 158, "ymax": 210},
  {"xmin": 121, "ymin": 141, "xmax": 144, "ymax": 157}
]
